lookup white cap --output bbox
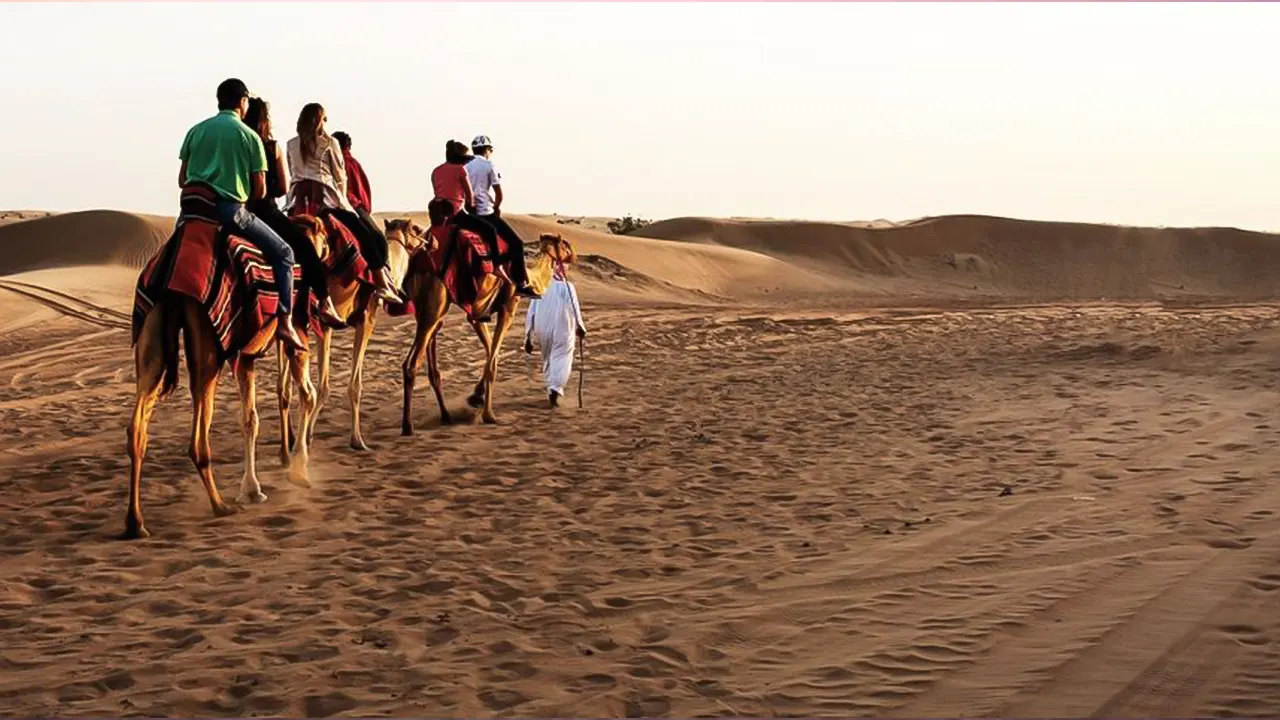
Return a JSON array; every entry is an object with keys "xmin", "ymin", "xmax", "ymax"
[{"xmin": 471, "ymin": 135, "xmax": 493, "ymax": 150}]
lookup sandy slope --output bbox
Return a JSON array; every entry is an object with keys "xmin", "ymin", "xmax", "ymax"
[
  {"xmin": 4, "ymin": 208, "xmax": 1280, "ymax": 717},
  {"xmin": 638, "ymin": 214, "xmax": 1280, "ymax": 302}
]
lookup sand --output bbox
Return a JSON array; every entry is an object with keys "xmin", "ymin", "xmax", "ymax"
[{"xmin": 3, "ymin": 208, "xmax": 1280, "ymax": 717}]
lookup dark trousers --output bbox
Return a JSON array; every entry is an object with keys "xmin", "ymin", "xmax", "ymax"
[
  {"xmin": 326, "ymin": 207, "xmax": 389, "ymax": 271},
  {"xmin": 249, "ymin": 200, "xmax": 330, "ymax": 301},
  {"xmin": 453, "ymin": 211, "xmax": 529, "ymax": 285}
]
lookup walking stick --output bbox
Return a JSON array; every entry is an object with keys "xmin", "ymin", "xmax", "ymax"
[{"xmin": 577, "ymin": 336, "xmax": 586, "ymax": 408}]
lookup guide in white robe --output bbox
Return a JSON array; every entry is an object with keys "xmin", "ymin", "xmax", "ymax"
[{"xmin": 524, "ymin": 265, "xmax": 586, "ymax": 401}]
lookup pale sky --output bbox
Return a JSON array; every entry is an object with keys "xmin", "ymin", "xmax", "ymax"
[{"xmin": 2, "ymin": 2, "xmax": 1279, "ymax": 231}]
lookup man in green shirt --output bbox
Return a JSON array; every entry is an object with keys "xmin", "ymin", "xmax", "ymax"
[{"xmin": 179, "ymin": 78, "xmax": 304, "ymax": 352}]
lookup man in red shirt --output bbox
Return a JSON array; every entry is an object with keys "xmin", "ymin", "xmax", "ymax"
[{"xmin": 332, "ymin": 131, "xmax": 389, "ymax": 271}]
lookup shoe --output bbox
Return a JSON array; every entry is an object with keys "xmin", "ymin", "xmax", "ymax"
[
  {"xmin": 276, "ymin": 316, "xmax": 306, "ymax": 353},
  {"xmin": 549, "ymin": 390, "xmax": 560, "ymax": 408},
  {"xmin": 515, "ymin": 283, "xmax": 541, "ymax": 299},
  {"xmin": 374, "ymin": 269, "xmax": 405, "ymax": 303},
  {"xmin": 317, "ymin": 298, "xmax": 346, "ymax": 328}
]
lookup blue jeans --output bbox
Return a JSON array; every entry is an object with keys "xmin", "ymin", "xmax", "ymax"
[{"xmin": 214, "ymin": 201, "xmax": 296, "ymax": 315}]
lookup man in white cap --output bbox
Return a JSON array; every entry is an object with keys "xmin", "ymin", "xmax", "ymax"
[{"xmin": 467, "ymin": 135, "xmax": 537, "ymax": 297}]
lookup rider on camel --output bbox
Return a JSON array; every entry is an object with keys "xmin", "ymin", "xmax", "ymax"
[
  {"xmin": 430, "ymin": 140, "xmax": 539, "ymax": 299},
  {"xmin": 331, "ymin": 131, "xmax": 386, "ymax": 250},
  {"xmin": 178, "ymin": 78, "xmax": 306, "ymax": 352},
  {"xmin": 466, "ymin": 134, "xmax": 537, "ymax": 295},
  {"xmin": 283, "ymin": 103, "xmax": 402, "ymax": 304},
  {"xmin": 242, "ymin": 97, "xmax": 346, "ymax": 328}
]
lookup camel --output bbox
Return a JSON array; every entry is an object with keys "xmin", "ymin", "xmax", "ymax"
[
  {"xmin": 526, "ymin": 231, "xmax": 577, "ymax": 293},
  {"xmin": 400, "ymin": 200, "xmax": 530, "ymax": 432},
  {"xmin": 124, "ymin": 215, "xmax": 328, "ymax": 540},
  {"xmin": 278, "ymin": 215, "xmax": 423, "ymax": 459}
]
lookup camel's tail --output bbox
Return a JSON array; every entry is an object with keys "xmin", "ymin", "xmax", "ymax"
[{"xmin": 157, "ymin": 301, "xmax": 182, "ymax": 401}]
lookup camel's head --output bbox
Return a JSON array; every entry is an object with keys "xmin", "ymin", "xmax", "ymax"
[
  {"xmin": 537, "ymin": 233, "xmax": 576, "ymax": 266},
  {"xmin": 382, "ymin": 217, "xmax": 428, "ymax": 291},
  {"xmin": 526, "ymin": 233, "xmax": 577, "ymax": 295},
  {"xmin": 291, "ymin": 215, "xmax": 329, "ymax": 262},
  {"xmin": 384, "ymin": 218, "xmax": 428, "ymax": 252}
]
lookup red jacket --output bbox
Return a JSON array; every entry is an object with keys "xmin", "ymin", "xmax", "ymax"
[{"xmin": 343, "ymin": 149, "xmax": 372, "ymax": 213}]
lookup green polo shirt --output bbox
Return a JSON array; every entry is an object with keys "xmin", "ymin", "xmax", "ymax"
[{"xmin": 178, "ymin": 110, "xmax": 268, "ymax": 203}]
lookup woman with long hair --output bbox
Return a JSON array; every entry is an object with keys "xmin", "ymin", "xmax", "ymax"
[
  {"xmin": 241, "ymin": 98, "xmax": 345, "ymax": 327},
  {"xmin": 284, "ymin": 103, "xmax": 402, "ymax": 303}
]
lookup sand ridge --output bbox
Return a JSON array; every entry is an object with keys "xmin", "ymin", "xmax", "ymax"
[
  {"xmin": 8, "ymin": 209, "xmax": 1280, "ymax": 306},
  {"xmin": 4, "ymin": 208, "xmax": 1280, "ymax": 716}
]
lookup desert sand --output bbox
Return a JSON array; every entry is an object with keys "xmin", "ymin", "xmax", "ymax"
[{"xmin": 3, "ymin": 208, "xmax": 1280, "ymax": 718}]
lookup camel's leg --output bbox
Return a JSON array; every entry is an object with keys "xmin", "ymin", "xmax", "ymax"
[
  {"xmin": 123, "ymin": 305, "xmax": 170, "ymax": 540},
  {"xmin": 288, "ymin": 346, "xmax": 317, "ymax": 487},
  {"xmin": 348, "ymin": 305, "xmax": 376, "ymax": 451},
  {"xmin": 402, "ymin": 316, "xmax": 444, "ymax": 434},
  {"xmin": 235, "ymin": 355, "xmax": 267, "ymax": 505},
  {"xmin": 401, "ymin": 318, "xmax": 427, "ymax": 436},
  {"xmin": 183, "ymin": 305, "xmax": 234, "ymax": 518},
  {"xmin": 309, "ymin": 326, "xmax": 333, "ymax": 445},
  {"xmin": 277, "ymin": 341, "xmax": 294, "ymax": 468},
  {"xmin": 402, "ymin": 281, "xmax": 449, "ymax": 434},
  {"xmin": 426, "ymin": 332, "xmax": 450, "ymax": 425},
  {"xmin": 466, "ymin": 321, "xmax": 494, "ymax": 409},
  {"xmin": 478, "ymin": 296, "xmax": 519, "ymax": 425}
]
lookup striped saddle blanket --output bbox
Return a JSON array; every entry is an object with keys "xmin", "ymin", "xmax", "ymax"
[
  {"xmin": 131, "ymin": 185, "xmax": 312, "ymax": 359},
  {"xmin": 287, "ymin": 179, "xmax": 376, "ymax": 288}
]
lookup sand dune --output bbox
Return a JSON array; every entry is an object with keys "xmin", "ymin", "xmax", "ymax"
[
  {"xmin": 0, "ymin": 210, "xmax": 171, "ymax": 275},
  {"xmin": 6, "ymin": 208, "xmax": 1280, "ymax": 305},
  {"xmin": 638, "ymin": 214, "xmax": 1280, "ymax": 302},
  {"xmin": 4, "ymin": 206, "xmax": 1280, "ymax": 717}
]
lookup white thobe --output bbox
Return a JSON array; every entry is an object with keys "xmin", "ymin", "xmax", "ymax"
[{"xmin": 525, "ymin": 277, "xmax": 586, "ymax": 396}]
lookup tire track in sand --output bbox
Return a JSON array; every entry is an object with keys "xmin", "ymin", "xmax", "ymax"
[{"xmin": 0, "ymin": 280, "xmax": 130, "ymax": 331}]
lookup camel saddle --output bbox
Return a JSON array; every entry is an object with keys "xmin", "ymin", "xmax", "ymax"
[
  {"xmin": 287, "ymin": 179, "xmax": 378, "ymax": 289},
  {"xmin": 388, "ymin": 221, "xmax": 509, "ymax": 322},
  {"xmin": 131, "ymin": 185, "xmax": 317, "ymax": 360}
]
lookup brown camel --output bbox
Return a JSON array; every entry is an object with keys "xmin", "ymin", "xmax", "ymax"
[
  {"xmin": 124, "ymin": 216, "xmax": 329, "ymax": 540},
  {"xmin": 278, "ymin": 216, "xmax": 423, "ymax": 459},
  {"xmin": 400, "ymin": 200, "xmax": 528, "ymax": 431}
]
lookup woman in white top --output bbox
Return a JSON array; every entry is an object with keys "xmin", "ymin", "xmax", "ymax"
[{"xmin": 285, "ymin": 103, "xmax": 401, "ymax": 303}]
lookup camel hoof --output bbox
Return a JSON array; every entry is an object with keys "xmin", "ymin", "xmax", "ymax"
[
  {"xmin": 350, "ymin": 439, "xmax": 371, "ymax": 452},
  {"xmin": 482, "ymin": 413, "xmax": 500, "ymax": 425},
  {"xmin": 237, "ymin": 491, "xmax": 268, "ymax": 505},
  {"xmin": 401, "ymin": 423, "xmax": 414, "ymax": 437},
  {"xmin": 278, "ymin": 454, "xmax": 292, "ymax": 469},
  {"xmin": 440, "ymin": 413, "xmax": 454, "ymax": 426},
  {"xmin": 121, "ymin": 523, "xmax": 151, "ymax": 540},
  {"xmin": 212, "ymin": 503, "xmax": 239, "ymax": 518},
  {"xmin": 466, "ymin": 394, "xmax": 485, "ymax": 409}
]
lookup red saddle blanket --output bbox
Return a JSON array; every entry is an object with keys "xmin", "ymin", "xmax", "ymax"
[
  {"xmin": 131, "ymin": 188, "xmax": 314, "ymax": 359},
  {"xmin": 288, "ymin": 180, "xmax": 377, "ymax": 288},
  {"xmin": 388, "ymin": 223, "xmax": 508, "ymax": 321}
]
